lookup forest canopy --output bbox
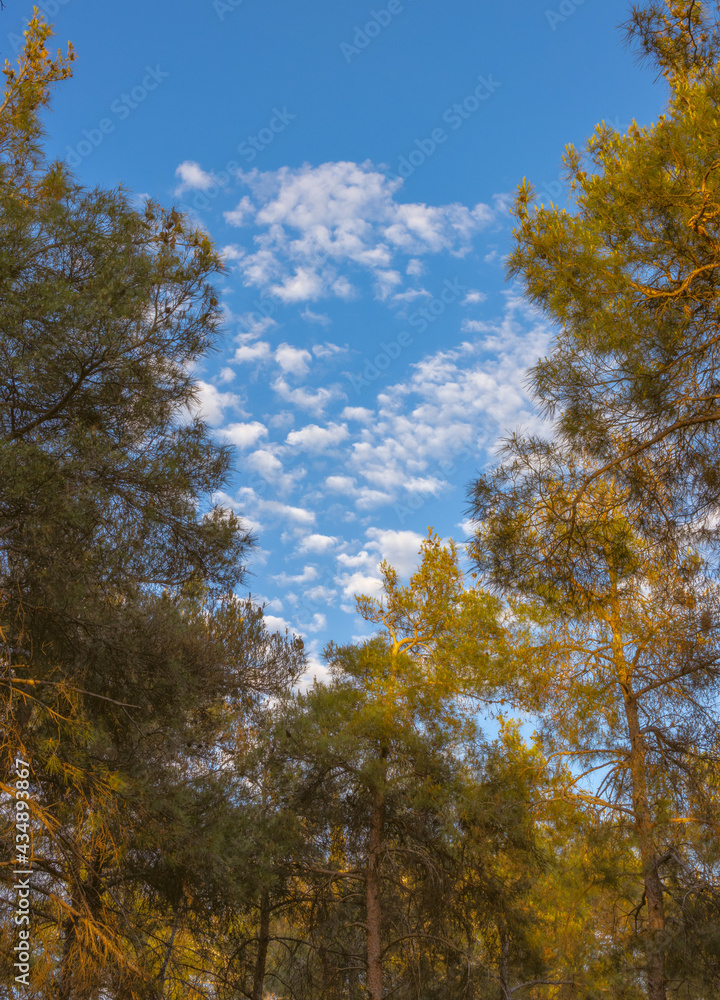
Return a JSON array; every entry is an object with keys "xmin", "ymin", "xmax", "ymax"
[{"xmin": 1, "ymin": 4, "xmax": 720, "ymax": 1000}]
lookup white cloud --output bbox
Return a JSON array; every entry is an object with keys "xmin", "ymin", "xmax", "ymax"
[
  {"xmin": 375, "ymin": 269, "xmax": 402, "ymax": 300},
  {"xmin": 221, "ymin": 244, "xmax": 246, "ymax": 263},
  {"xmin": 295, "ymin": 648, "xmax": 332, "ymax": 689},
  {"xmin": 275, "ymin": 343, "xmax": 313, "ymax": 377},
  {"xmin": 272, "ymin": 267, "xmax": 325, "ymax": 303},
  {"xmin": 221, "ymin": 421, "xmax": 269, "ymax": 449},
  {"xmin": 304, "ymin": 584, "xmax": 338, "ymax": 602},
  {"xmin": 297, "ymin": 534, "xmax": 339, "ymax": 555},
  {"xmin": 232, "ymin": 490, "xmax": 317, "ymax": 528},
  {"xmin": 325, "ymin": 475, "xmax": 357, "ymax": 493},
  {"xmin": 224, "ymin": 195, "xmax": 255, "ymax": 226},
  {"xmin": 392, "ymin": 287, "xmax": 431, "ymax": 303},
  {"xmin": 269, "ymin": 410, "xmax": 295, "ymax": 430},
  {"xmin": 462, "ymin": 290, "xmax": 487, "ymax": 306},
  {"xmin": 229, "ymin": 162, "xmax": 495, "ymax": 303},
  {"xmin": 218, "ymin": 366, "xmax": 236, "ymax": 383},
  {"xmin": 356, "ymin": 487, "xmax": 395, "ymax": 509},
  {"xmin": 312, "ymin": 342, "xmax": 346, "ymax": 358},
  {"xmin": 339, "ymin": 570, "xmax": 383, "ymax": 599},
  {"xmin": 175, "ymin": 160, "xmax": 216, "ymax": 194},
  {"xmin": 274, "ymin": 565, "xmax": 319, "ymax": 586},
  {"xmin": 234, "ymin": 341, "xmax": 272, "ymax": 364},
  {"xmin": 260, "ymin": 500, "xmax": 316, "ymax": 525},
  {"xmin": 246, "ymin": 448, "xmax": 302, "ymax": 492},
  {"xmin": 366, "ymin": 528, "xmax": 425, "ymax": 577},
  {"xmin": 298, "ymin": 612, "xmax": 327, "ymax": 633},
  {"xmin": 461, "ymin": 319, "xmax": 491, "ymax": 333},
  {"xmin": 250, "ymin": 294, "xmax": 543, "ymax": 515},
  {"xmin": 236, "ymin": 314, "xmax": 277, "ymax": 343},
  {"xmin": 341, "ymin": 407, "xmax": 373, "ymax": 422},
  {"xmin": 301, "ymin": 308, "xmax": 331, "ymax": 326},
  {"xmin": 337, "ymin": 549, "xmax": 375, "ymax": 570},
  {"xmin": 262, "ymin": 614, "xmax": 290, "ymax": 635},
  {"xmin": 188, "ymin": 381, "xmax": 242, "ymax": 426},
  {"xmin": 272, "ymin": 377, "xmax": 341, "ymax": 415},
  {"xmin": 286, "ymin": 422, "xmax": 349, "ymax": 452}
]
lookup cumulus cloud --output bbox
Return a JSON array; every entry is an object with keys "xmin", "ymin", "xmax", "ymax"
[
  {"xmin": 341, "ymin": 407, "xmax": 373, "ymax": 422},
  {"xmin": 235, "ymin": 341, "xmax": 272, "ymax": 364},
  {"xmin": 312, "ymin": 342, "xmax": 346, "ymax": 358},
  {"xmin": 304, "ymin": 584, "xmax": 338, "ymax": 603},
  {"xmin": 272, "ymin": 377, "xmax": 341, "ymax": 415},
  {"xmin": 272, "ymin": 268, "xmax": 325, "ymax": 303},
  {"xmin": 461, "ymin": 319, "xmax": 491, "ymax": 333},
  {"xmin": 246, "ymin": 448, "xmax": 302, "ymax": 492},
  {"xmin": 275, "ymin": 343, "xmax": 312, "ymax": 377},
  {"xmin": 175, "ymin": 160, "xmax": 216, "ymax": 194},
  {"xmin": 297, "ymin": 534, "xmax": 339, "ymax": 555},
  {"xmin": 375, "ymin": 269, "xmax": 403, "ymax": 301},
  {"xmin": 297, "ymin": 612, "xmax": 327, "ymax": 633},
  {"xmin": 188, "ymin": 381, "xmax": 242, "ymax": 426},
  {"xmin": 355, "ymin": 487, "xmax": 395, "ymax": 509},
  {"xmin": 223, "ymin": 195, "xmax": 255, "ymax": 226},
  {"xmin": 225, "ymin": 161, "xmax": 494, "ymax": 303},
  {"xmin": 262, "ymin": 614, "xmax": 291, "ymax": 635},
  {"xmin": 230, "ymin": 489, "xmax": 317, "ymax": 529},
  {"xmin": 325, "ymin": 475, "xmax": 357, "ymax": 493},
  {"xmin": 302, "ymin": 308, "xmax": 332, "ymax": 326},
  {"xmin": 221, "ymin": 421, "xmax": 269, "ymax": 449},
  {"xmin": 366, "ymin": 528, "xmax": 425, "ymax": 577},
  {"xmin": 286, "ymin": 422, "xmax": 349, "ymax": 452},
  {"xmin": 236, "ymin": 314, "xmax": 277, "ymax": 343},
  {"xmin": 462, "ymin": 290, "xmax": 487, "ymax": 306},
  {"xmin": 337, "ymin": 294, "xmax": 552, "ymax": 502},
  {"xmin": 339, "ymin": 570, "xmax": 383, "ymax": 599},
  {"xmin": 274, "ymin": 565, "xmax": 319, "ymax": 586}
]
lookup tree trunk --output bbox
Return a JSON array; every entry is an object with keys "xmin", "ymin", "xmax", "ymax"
[
  {"xmin": 58, "ymin": 852, "xmax": 83, "ymax": 1000},
  {"xmin": 623, "ymin": 689, "xmax": 667, "ymax": 1000},
  {"xmin": 251, "ymin": 889, "xmax": 271, "ymax": 1000},
  {"xmin": 157, "ymin": 915, "xmax": 179, "ymax": 999},
  {"xmin": 498, "ymin": 915, "xmax": 510, "ymax": 1000},
  {"xmin": 366, "ymin": 764, "xmax": 386, "ymax": 1000}
]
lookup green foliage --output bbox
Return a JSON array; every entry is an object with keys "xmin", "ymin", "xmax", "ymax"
[
  {"xmin": 2, "ymin": 6, "xmax": 720, "ymax": 1000},
  {"xmin": 506, "ymin": 0, "xmax": 720, "ymax": 548},
  {"xmin": 0, "ymin": 14, "xmax": 304, "ymax": 1000}
]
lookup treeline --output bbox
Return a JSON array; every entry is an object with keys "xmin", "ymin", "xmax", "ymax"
[{"xmin": 1, "ymin": 5, "xmax": 720, "ymax": 1000}]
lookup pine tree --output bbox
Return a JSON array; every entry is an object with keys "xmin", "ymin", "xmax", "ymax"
[
  {"xmin": 469, "ymin": 444, "xmax": 720, "ymax": 1000},
  {"xmin": 505, "ymin": 0, "xmax": 720, "ymax": 551}
]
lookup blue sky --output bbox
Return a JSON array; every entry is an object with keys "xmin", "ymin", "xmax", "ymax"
[{"xmin": 4, "ymin": 0, "xmax": 665, "ymax": 679}]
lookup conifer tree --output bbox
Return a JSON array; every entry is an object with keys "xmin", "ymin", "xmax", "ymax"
[
  {"xmin": 470, "ymin": 445, "xmax": 720, "ymax": 1000},
  {"xmin": 506, "ymin": 0, "xmax": 720, "ymax": 551},
  {"xmin": 0, "ymin": 16, "xmax": 302, "ymax": 997}
]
